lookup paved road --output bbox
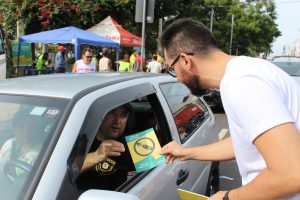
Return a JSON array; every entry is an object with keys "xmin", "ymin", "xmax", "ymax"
[{"xmin": 214, "ymin": 113, "xmax": 242, "ymax": 191}]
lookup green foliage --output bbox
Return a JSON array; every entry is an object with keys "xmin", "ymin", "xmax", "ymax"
[{"xmin": 0, "ymin": 0, "xmax": 281, "ymax": 56}]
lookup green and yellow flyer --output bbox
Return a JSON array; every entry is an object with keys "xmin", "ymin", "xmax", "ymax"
[{"xmin": 125, "ymin": 128, "xmax": 166, "ymax": 173}]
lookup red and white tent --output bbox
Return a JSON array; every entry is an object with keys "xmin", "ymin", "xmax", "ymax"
[{"xmin": 88, "ymin": 16, "xmax": 142, "ymax": 47}]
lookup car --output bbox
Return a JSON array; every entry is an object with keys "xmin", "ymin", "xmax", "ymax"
[
  {"xmin": 0, "ymin": 72, "xmax": 219, "ymax": 200},
  {"xmin": 202, "ymin": 90, "xmax": 224, "ymax": 113},
  {"xmin": 271, "ymin": 56, "xmax": 300, "ymax": 85}
]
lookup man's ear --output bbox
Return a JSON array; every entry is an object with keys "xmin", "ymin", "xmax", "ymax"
[{"xmin": 180, "ymin": 53, "xmax": 193, "ymax": 72}]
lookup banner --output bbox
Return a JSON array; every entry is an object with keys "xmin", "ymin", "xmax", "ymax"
[
  {"xmin": 125, "ymin": 128, "xmax": 166, "ymax": 173},
  {"xmin": 11, "ymin": 40, "xmax": 32, "ymax": 67}
]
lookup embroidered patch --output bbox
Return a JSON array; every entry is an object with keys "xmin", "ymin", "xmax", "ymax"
[{"xmin": 95, "ymin": 158, "xmax": 116, "ymax": 175}]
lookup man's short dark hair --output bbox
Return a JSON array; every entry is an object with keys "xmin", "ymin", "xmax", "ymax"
[
  {"xmin": 160, "ymin": 18, "xmax": 218, "ymax": 58},
  {"xmin": 82, "ymin": 47, "xmax": 93, "ymax": 56},
  {"xmin": 152, "ymin": 55, "xmax": 158, "ymax": 60}
]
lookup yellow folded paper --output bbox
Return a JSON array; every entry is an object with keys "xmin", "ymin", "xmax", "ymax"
[{"xmin": 177, "ymin": 189, "xmax": 208, "ymax": 200}]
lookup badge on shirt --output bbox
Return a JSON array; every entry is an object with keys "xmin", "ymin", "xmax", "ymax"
[{"xmin": 95, "ymin": 158, "xmax": 116, "ymax": 175}]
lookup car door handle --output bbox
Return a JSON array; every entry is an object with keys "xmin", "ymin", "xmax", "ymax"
[{"xmin": 177, "ymin": 169, "xmax": 189, "ymax": 185}]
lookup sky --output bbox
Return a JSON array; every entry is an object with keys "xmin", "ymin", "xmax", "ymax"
[{"xmin": 270, "ymin": 0, "xmax": 300, "ymax": 57}]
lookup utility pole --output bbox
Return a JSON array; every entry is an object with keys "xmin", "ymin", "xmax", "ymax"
[
  {"xmin": 140, "ymin": 0, "xmax": 147, "ymax": 69},
  {"xmin": 157, "ymin": 18, "xmax": 163, "ymax": 52},
  {"xmin": 209, "ymin": 6, "xmax": 214, "ymax": 32},
  {"xmin": 229, "ymin": 14, "xmax": 234, "ymax": 55}
]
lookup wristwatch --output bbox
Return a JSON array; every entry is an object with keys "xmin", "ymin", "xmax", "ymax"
[{"xmin": 223, "ymin": 190, "xmax": 230, "ymax": 200}]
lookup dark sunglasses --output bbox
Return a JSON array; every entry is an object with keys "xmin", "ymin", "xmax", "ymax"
[
  {"xmin": 85, "ymin": 55, "xmax": 93, "ymax": 59},
  {"xmin": 168, "ymin": 53, "xmax": 193, "ymax": 77}
]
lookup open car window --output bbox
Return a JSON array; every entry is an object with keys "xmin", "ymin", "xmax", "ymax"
[{"xmin": 75, "ymin": 95, "xmax": 165, "ymax": 192}]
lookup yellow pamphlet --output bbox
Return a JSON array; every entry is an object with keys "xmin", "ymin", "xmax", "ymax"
[{"xmin": 177, "ymin": 189, "xmax": 208, "ymax": 200}]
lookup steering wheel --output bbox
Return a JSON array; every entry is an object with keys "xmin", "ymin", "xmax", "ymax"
[{"xmin": 3, "ymin": 160, "xmax": 32, "ymax": 183}]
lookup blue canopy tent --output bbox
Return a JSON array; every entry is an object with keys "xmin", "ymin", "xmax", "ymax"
[{"xmin": 18, "ymin": 26, "xmax": 119, "ymax": 69}]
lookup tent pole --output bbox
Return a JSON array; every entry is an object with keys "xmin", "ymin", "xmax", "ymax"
[
  {"xmin": 116, "ymin": 48, "xmax": 119, "ymax": 71},
  {"xmin": 17, "ymin": 42, "xmax": 21, "ymax": 76},
  {"xmin": 74, "ymin": 39, "xmax": 80, "ymax": 61}
]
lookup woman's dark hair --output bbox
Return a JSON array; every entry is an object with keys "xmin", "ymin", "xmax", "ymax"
[{"xmin": 160, "ymin": 18, "xmax": 218, "ymax": 58}]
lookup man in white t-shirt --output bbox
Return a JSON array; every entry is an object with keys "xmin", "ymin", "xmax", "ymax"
[
  {"xmin": 72, "ymin": 47, "xmax": 96, "ymax": 73},
  {"xmin": 160, "ymin": 18, "xmax": 300, "ymax": 200},
  {"xmin": 146, "ymin": 55, "xmax": 162, "ymax": 73}
]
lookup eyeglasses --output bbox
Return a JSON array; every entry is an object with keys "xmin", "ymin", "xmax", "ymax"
[
  {"xmin": 168, "ymin": 53, "xmax": 193, "ymax": 77},
  {"xmin": 85, "ymin": 55, "xmax": 92, "ymax": 59}
]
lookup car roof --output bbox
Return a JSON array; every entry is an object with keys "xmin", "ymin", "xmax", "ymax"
[{"xmin": 0, "ymin": 72, "xmax": 171, "ymax": 99}]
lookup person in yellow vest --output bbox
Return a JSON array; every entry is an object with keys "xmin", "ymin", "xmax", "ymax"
[
  {"xmin": 129, "ymin": 50, "xmax": 137, "ymax": 71},
  {"xmin": 156, "ymin": 51, "xmax": 164, "ymax": 64},
  {"xmin": 156, "ymin": 51, "xmax": 166, "ymax": 72},
  {"xmin": 36, "ymin": 52, "xmax": 49, "ymax": 75},
  {"xmin": 118, "ymin": 53, "xmax": 131, "ymax": 72}
]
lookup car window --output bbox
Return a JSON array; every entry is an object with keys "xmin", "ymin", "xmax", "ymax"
[
  {"xmin": 160, "ymin": 82, "xmax": 208, "ymax": 143},
  {"xmin": 0, "ymin": 95, "xmax": 68, "ymax": 200},
  {"xmin": 61, "ymin": 91, "xmax": 171, "ymax": 199},
  {"xmin": 271, "ymin": 56, "xmax": 300, "ymax": 76},
  {"xmin": 76, "ymin": 96, "xmax": 166, "ymax": 191}
]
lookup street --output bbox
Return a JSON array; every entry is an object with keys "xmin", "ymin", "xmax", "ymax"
[{"xmin": 214, "ymin": 113, "xmax": 242, "ymax": 191}]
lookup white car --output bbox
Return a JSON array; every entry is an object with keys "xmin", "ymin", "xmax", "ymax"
[
  {"xmin": 271, "ymin": 56, "xmax": 300, "ymax": 84},
  {"xmin": 0, "ymin": 73, "xmax": 219, "ymax": 200}
]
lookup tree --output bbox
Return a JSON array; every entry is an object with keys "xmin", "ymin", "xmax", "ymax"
[
  {"xmin": 157, "ymin": 0, "xmax": 280, "ymax": 56},
  {"xmin": 0, "ymin": 0, "xmax": 281, "ymax": 57}
]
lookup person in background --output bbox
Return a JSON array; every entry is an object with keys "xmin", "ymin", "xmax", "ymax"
[
  {"xmin": 156, "ymin": 51, "xmax": 164, "ymax": 65},
  {"xmin": 160, "ymin": 18, "xmax": 300, "ymax": 200},
  {"xmin": 36, "ymin": 52, "xmax": 48, "ymax": 75},
  {"xmin": 129, "ymin": 50, "xmax": 137, "ymax": 71},
  {"xmin": 118, "ymin": 53, "xmax": 131, "ymax": 72},
  {"xmin": 72, "ymin": 48, "xmax": 96, "ymax": 73},
  {"xmin": 98, "ymin": 47, "xmax": 112, "ymax": 72},
  {"xmin": 146, "ymin": 54, "xmax": 162, "ymax": 73},
  {"xmin": 135, "ymin": 51, "xmax": 146, "ymax": 72},
  {"xmin": 77, "ymin": 104, "xmax": 134, "ymax": 190},
  {"xmin": 55, "ymin": 45, "xmax": 67, "ymax": 73}
]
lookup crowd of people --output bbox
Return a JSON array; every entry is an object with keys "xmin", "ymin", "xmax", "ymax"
[{"xmin": 31, "ymin": 45, "xmax": 169, "ymax": 75}]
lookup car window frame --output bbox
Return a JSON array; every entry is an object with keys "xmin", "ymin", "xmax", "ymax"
[{"xmin": 57, "ymin": 81, "xmax": 173, "ymax": 199}]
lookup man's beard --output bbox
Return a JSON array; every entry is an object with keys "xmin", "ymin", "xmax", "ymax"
[{"xmin": 183, "ymin": 73, "xmax": 208, "ymax": 96}]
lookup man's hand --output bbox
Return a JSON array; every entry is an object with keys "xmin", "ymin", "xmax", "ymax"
[
  {"xmin": 81, "ymin": 139, "xmax": 125, "ymax": 172},
  {"xmin": 208, "ymin": 191, "xmax": 227, "ymax": 200},
  {"xmin": 96, "ymin": 140, "xmax": 125, "ymax": 162},
  {"xmin": 160, "ymin": 141, "xmax": 188, "ymax": 164}
]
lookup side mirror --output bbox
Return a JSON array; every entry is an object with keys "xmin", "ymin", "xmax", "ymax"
[{"xmin": 78, "ymin": 189, "xmax": 140, "ymax": 200}]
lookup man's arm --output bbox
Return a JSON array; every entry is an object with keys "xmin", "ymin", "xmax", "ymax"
[
  {"xmin": 161, "ymin": 137, "xmax": 235, "ymax": 164},
  {"xmin": 72, "ymin": 62, "xmax": 77, "ymax": 73},
  {"xmin": 216, "ymin": 123, "xmax": 300, "ymax": 200},
  {"xmin": 108, "ymin": 59, "xmax": 112, "ymax": 71}
]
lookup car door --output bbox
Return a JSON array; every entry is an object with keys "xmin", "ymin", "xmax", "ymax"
[
  {"xmin": 158, "ymin": 82, "xmax": 217, "ymax": 195},
  {"xmin": 126, "ymin": 81, "xmax": 217, "ymax": 200}
]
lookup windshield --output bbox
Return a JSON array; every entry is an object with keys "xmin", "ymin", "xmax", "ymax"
[
  {"xmin": 272, "ymin": 61, "xmax": 300, "ymax": 76},
  {"xmin": 0, "ymin": 95, "xmax": 68, "ymax": 199}
]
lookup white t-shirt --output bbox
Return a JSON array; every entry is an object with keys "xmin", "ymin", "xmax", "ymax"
[
  {"xmin": 75, "ymin": 59, "xmax": 96, "ymax": 73},
  {"xmin": 99, "ymin": 57, "xmax": 111, "ymax": 71},
  {"xmin": 221, "ymin": 56, "xmax": 300, "ymax": 200},
  {"xmin": 147, "ymin": 61, "xmax": 162, "ymax": 73}
]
